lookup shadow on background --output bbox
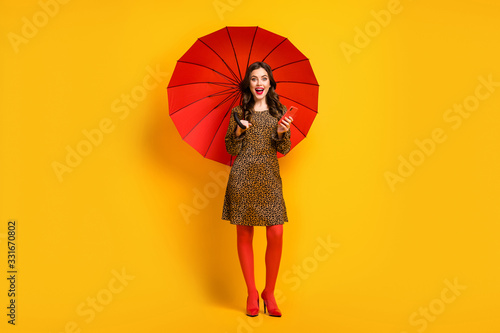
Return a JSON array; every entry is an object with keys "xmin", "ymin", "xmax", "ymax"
[{"xmin": 143, "ymin": 53, "xmax": 243, "ymax": 311}]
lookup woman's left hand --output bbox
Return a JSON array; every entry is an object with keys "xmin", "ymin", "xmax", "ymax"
[{"xmin": 277, "ymin": 116, "xmax": 293, "ymax": 135}]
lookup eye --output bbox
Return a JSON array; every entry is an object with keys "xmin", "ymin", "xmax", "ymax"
[{"xmin": 263, "ymin": 77, "xmax": 268, "ymax": 81}]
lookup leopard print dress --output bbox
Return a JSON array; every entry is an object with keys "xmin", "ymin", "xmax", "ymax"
[{"xmin": 222, "ymin": 105, "xmax": 291, "ymax": 226}]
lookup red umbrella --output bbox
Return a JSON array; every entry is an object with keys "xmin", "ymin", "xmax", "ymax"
[{"xmin": 167, "ymin": 26, "xmax": 319, "ymax": 165}]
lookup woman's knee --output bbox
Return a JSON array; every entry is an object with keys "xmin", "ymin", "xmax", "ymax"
[
  {"xmin": 266, "ymin": 224, "xmax": 283, "ymax": 240},
  {"xmin": 237, "ymin": 225, "xmax": 254, "ymax": 239}
]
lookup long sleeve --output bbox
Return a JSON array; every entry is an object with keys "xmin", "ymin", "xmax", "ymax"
[
  {"xmin": 225, "ymin": 106, "xmax": 247, "ymax": 156},
  {"xmin": 272, "ymin": 128, "xmax": 291, "ymax": 155}
]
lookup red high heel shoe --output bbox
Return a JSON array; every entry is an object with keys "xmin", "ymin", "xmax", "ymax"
[
  {"xmin": 246, "ymin": 295, "xmax": 259, "ymax": 317},
  {"xmin": 261, "ymin": 291, "xmax": 282, "ymax": 317}
]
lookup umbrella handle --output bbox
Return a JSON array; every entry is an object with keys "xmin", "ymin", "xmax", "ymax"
[{"xmin": 233, "ymin": 112, "xmax": 247, "ymax": 129}]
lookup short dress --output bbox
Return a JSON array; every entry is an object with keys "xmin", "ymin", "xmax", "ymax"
[{"xmin": 222, "ymin": 105, "xmax": 291, "ymax": 226}]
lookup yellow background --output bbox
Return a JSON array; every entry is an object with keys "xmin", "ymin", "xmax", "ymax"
[{"xmin": 1, "ymin": 0, "xmax": 499, "ymax": 332}]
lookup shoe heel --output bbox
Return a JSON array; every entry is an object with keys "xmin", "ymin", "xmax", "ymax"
[{"xmin": 261, "ymin": 293, "xmax": 282, "ymax": 317}]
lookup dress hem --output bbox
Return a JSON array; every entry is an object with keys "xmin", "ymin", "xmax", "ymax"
[{"xmin": 221, "ymin": 218, "xmax": 288, "ymax": 227}]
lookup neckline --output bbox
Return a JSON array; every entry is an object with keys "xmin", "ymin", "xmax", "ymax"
[{"xmin": 254, "ymin": 109, "xmax": 268, "ymax": 112}]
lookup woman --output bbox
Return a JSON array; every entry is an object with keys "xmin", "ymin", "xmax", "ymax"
[{"xmin": 222, "ymin": 61, "xmax": 293, "ymax": 317}]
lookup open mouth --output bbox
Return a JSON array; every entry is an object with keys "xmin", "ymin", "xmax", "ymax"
[{"xmin": 255, "ymin": 88, "xmax": 264, "ymax": 95}]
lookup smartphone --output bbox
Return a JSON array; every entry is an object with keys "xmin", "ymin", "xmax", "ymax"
[{"xmin": 279, "ymin": 106, "xmax": 298, "ymax": 124}]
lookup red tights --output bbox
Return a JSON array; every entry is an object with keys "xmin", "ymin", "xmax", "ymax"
[{"xmin": 236, "ymin": 224, "xmax": 283, "ymax": 310}]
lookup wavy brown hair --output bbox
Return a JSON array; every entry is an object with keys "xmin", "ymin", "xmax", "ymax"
[{"xmin": 239, "ymin": 62, "xmax": 285, "ymax": 122}]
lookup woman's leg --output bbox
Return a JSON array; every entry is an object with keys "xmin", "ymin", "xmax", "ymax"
[
  {"xmin": 236, "ymin": 225, "xmax": 259, "ymax": 313},
  {"xmin": 262, "ymin": 224, "xmax": 283, "ymax": 315}
]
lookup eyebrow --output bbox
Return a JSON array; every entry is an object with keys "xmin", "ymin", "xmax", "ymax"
[{"xmin": 251, "ymin": 74, "xmax": 268, "ymax": 78}]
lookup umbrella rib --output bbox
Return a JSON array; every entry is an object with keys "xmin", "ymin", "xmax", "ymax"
[
  {"xmin": 291, "ymin": 121, "xmax": 307, "ymax": 139},
  {"xmin": 272, "ymin": 58, "xmax": 309, "ymax": 71},
  {"xmin": 168, "ymin": 81, "xmax": 238, "ymax": 89},
  {"xmin": 203, "ymin": 92, "xmax": 241, "ymax": 157},
  {"xmin": 246, "ymin": 27, "xmax": 259, "ymax": 71},
  {"xmin": 226, "ymin": 27, "xmax": 242, "ymax": 81},
  {"xmin": 276, "ymin": 81, "xmax": 320, "ymax": 87},
  {"xmin": 211, "ymin": 88, "xmax": 236, "ymax": 97},
  {"xmin": 177, "ymin": 60, "xmax": 239, "ymax": 85},
  {"xmin": 198, "ymin": 39, "xmax": 241, "ymax": 83},
  {"xmin": 182, "ymin": 90, "xmax": 240, "ymax": 140},
  {"xmin": 279, "ymin": 95, "xmax": 318, "ymax": 113},
  {"xmin": 262, "ymin": 38, "xmax": 287, "ymax": 63},
  {"xmin": 170, "ymin": 88, "xmax": 236, "ymax": 116}
]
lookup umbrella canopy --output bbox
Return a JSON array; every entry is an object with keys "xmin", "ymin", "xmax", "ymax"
[{"xmin": 167, "ymin": 26, "xmax": 319, "ymax": 165}]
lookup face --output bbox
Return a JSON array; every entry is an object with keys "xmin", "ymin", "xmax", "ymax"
[{"xmin": 249, "ymin": 67, "xmax": 271, "ymax": 102}]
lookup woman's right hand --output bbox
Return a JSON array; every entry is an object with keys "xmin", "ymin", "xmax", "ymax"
[{"xmin": 235, "ymin": 120, "xmax": 252, "ymax": 137}]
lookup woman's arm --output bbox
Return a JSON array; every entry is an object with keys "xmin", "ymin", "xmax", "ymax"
[
  {"xmin": 272, "ymin": 106, "xmax": 292, "ymax": 155},
  {"xmin": 272, "ymin": 129, "xmax": 291, "ymax": 155}
]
